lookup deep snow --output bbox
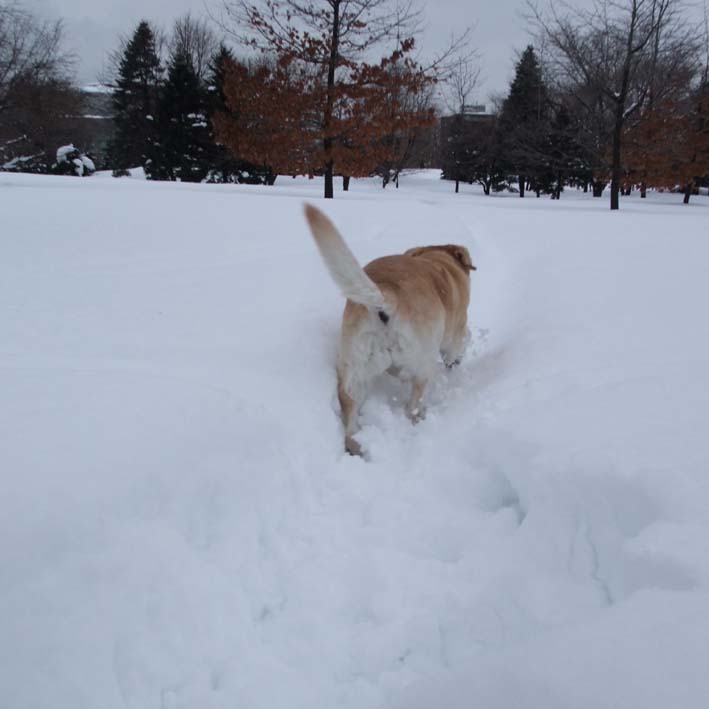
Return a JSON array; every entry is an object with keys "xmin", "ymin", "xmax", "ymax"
[{"xmin": 1, "ymin": 171, "xmax": 708, "ymax": 709}]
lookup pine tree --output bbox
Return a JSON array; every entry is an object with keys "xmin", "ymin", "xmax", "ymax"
[
  {"xmin": 147, "ymin": 51, "xmax": 211, "ymax": 182},
  {"xmin": 498, "ymin": 46, "xmax": 551, "ymax": 197},
  {"xmin": 109, "ymin": 21, "xmax": 162, "ymax": 172},
  {"xmin": 544, "ymin": 103, "xmax": 591, "ymax": 198}
]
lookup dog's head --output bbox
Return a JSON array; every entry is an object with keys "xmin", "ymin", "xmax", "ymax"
[{"xmin": 405, "ymin": 245, "xmax": 477, "ymax": 273}]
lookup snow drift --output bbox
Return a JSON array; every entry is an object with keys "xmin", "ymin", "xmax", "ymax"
[{"xmin": 1, "ymin": 171, "xmax": 708, "ymax": 709}]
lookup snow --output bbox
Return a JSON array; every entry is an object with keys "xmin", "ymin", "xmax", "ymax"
[
  {"xmin": 56, "ymin": 144, "xmax": 77, "ymax": 163},
  {"xmin": 82, "ymin": 82, "xmax": 114, "ymax": 95},
  {"xmin": 80, "ymin": 155, "xmax": 96, "ymax": 173},
  {"xmin": 1, "ymin": 171, "xmax": 708, "ymax": 709},
  {"xmin": 1, "ymin": 154, "xmax": 40, "ymax": 171}
]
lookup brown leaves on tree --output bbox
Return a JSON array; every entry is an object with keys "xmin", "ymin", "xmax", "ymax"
[
  {"xmin": 624, "ymin": 84, "xmax": 709, "ymax": 200},
  {"xmin": 214, "ymin": 57, "xmax": 314, "ymax": 179},
  {"xmin": 213, "ymin": 40, "xmax": 436, "ymax": 185}
]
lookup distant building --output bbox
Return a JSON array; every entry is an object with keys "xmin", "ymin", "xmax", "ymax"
[{"xmin": 462, "ymin": 104, "xmax": 488, "ymax": 115}]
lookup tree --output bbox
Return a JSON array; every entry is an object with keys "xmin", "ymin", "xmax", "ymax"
[
  {"xmin": 544, "ymin": 101, "xmax": 591, "ymax": 198},
  {"xmin": 146, "ymin": 50, "xmax": 212, "ymax": 182},
  {"xmin": 533, "ymin": 0, "xmax": 696, "ymax": 210},
  {"xmin": 343, "ymin": 40, "xmax": 437, "ymax": 188},
  {"xmin": 205, "ymin": 44, "xmax": 268, "ymax": 183},
  {"xmin": 441, "ymin": 112, "xmax": 506, "ymax": 195},
  {"xmin": 218, "ymin": 0, "xmax": 460, "ymax": 197},
  {"xmin": 0, "ymin": 2, "xmax": 79, "ymax": 171},
  {"xmin": 0, "ymin": 2, "xmax": 70, "ymax": 110},
  {"xmin": 108, "ymin": 20, "xmax": 162, "ymax": 172},
  {"xmin": 442, "ymin": 55, "xmax": 482, "ymax": 193},
  {"xmin": 681, "ymin": 77, "xmax": 709, "ymax": 201},
  {"xmin": 215, "ymin": 34, "xmax": 437, "ymax": 189},
  {"xmin": 170, "ymin": 13, "xmax": 219, "ymax": 85},
  {"xmin": 624, "ymin": 81, "xmax": 709, "ymax": 203},
  {"xmin": 214, "ymin": 55, "xmax": 314, "ymax": 184},
  {"xmin": 498, "ymin": 45, "xmax": 551, "ymax": 197}
]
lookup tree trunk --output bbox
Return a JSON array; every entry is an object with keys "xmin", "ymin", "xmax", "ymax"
[
  {"xmin": 395, "ymin": 174, "xmax": 399, "ymax": 189},
  {"xmin": 324, "ymin": 163, "xmax": 334, "ymax": 198},
  {"xmin": 683, "ymin": 183, "xmax": 692, "ymax": 204},
  {"xmin": 455, "ymin": 179, "xmax": 459, "ymax": 193},
  {"xmin": 518, "ymin": 174, "xmax": 525, "ymax": 198},
  {"xmin": 640, "ymin": 182, "xmax": 647, "ymax": 198},
  {"xmin": 592, "ymin": 180, "xmax": 605, "ymax": 198},
  {"xmin": 583, "ymin": 182, "xmax": 588, "ymax": 193},
  {"xmin": 322, "ymin": 0, "xmax": 340, "ymax": 199},
  {"xmin": 342, "ymin": 175, "xmax": 350, "ymax": 191},
  {"xmin": 610, "ymin": 112, "xmax": 623, "ymax": 210},
  {"xmin": 610, "ymin": 1, "xmax": 639, "ymax": 211}
]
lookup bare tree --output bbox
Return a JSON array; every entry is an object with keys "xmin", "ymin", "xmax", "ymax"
[
  {"xmin": 373, "ymin": 59, "xmax": 437, "ymax": 188},
  {"xmin": 531, "ymin": 0, "xmax": 696, "ymax": 210},
  {"xmin": 443, "ymin": 54, "xmax": 482, "ymax": 115},
  {"xmin": 0, "ymin": 2, "xmax": 80, "ymax": 169},
  {"xmin": 170, "ymin": 12, "xmax": 220, "ymax": 83},
  {"xmin": 440, "ymin": 56, "xmax": 483, "ymax": 194},
  {"xmin": 0, "ymin": 2, "xmax": 72, "ymax": 112}
]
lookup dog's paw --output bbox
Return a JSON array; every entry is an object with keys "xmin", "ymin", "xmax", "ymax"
[
  {"xmin": 445, "ymin": 358, "xmax": 462, "ymax": 370},
  {"xmin": 345, "ymin": 435, "xmax": 364, "ymax": 457},
  {"xmin": 407, "ymin": 406, "xmax": 426, "ymax": 425}
]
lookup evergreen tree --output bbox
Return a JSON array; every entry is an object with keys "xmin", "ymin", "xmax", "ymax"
[
  {"xmin": 147, "ymin": 51, "xmax": 211, "ymax": 182},
  {"xmin": 498, "ymin": 46, "xmax": 551, "ymax": 197},
  {"xmin": 441, "ymin": 114, "xmax": 506, "ymax": 195},
  {"xmin": 109, "ymin": 21, "xmax": 162, "ymax": 172},
  {"xmin": 544, "ymin": 103, "xmax": 590, "ymax": 198}
]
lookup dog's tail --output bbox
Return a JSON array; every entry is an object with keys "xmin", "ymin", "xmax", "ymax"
[{"xmin": 303, "ymin": 203, "xmax": 386, "ymax": 310}]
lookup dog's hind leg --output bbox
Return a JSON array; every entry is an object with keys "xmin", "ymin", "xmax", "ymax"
[
  {"xmin": 406, "ymin": 376, "xmax": 428, "ymax": 424},
  {"xmin": 337, "ymin": 376, "xmax": 362, "ymax": 456},
  {"xmin": 442, "ymin": 327, "xmax": 470, "ymax": 369}
]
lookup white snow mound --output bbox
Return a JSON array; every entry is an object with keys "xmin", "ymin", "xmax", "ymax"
[{"xmin": 1, "ymin": 173, "xmax": 708, "ymax": 709}]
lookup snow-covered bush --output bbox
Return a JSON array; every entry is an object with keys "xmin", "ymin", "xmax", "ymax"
[
  {"xmin": 1, "ymin": 153, "xmax": 51, "ymax": 174},
  {"xmin": 53, "ymin": 144, "xmax": 96, "ymax": 177}
]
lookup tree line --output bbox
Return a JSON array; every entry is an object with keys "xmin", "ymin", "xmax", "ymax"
[
  {"xmin": 108, "ymin": 0, "xmax": 462, "ymax": 198},
  {"xmin": 1, "ymin": 0, "xmax": 462, "ymax": 197},
  {"xmin": 0, "ymin": 1, "xmax": 83, "ymax": 173},
  {"xmin": 443, "ymin": 0, "xmax": 709, "ymax": 207},
  {"xmin": 1, "ymin": 0, "xmax": 707, "ymax": 207}
]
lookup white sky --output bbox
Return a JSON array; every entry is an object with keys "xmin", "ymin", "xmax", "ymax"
[{"xmin": 27, "ymin": 0, "xmax": 538, "ymax": 103}]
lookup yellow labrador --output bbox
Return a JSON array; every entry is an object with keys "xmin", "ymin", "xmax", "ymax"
[{"xmin": 303, "ymin": 204, "xmax": 475, "ymax": 456}]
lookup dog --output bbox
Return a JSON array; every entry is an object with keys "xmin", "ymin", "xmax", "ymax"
[{"xmin": 303, "ymin": 203, "xmax": 476, "ymax": 456}]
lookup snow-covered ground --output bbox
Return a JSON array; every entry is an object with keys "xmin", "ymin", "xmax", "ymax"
[{"xmin": 2, "ymin": 171, "xmax": 708, "ymax": 709}]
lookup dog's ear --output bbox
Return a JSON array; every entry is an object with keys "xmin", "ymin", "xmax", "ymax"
[
  {"xmin": 405, "ymin": 247, "xmax": 426, "ymax": 258},
  {"xmin": 451, "ymin": 246, "xmax": 477, "ymax": 271}
]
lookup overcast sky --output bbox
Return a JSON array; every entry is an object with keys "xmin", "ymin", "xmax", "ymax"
[{"xmin": 27, "ymin": 0, "xmax": 542, "ymax": 101}]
